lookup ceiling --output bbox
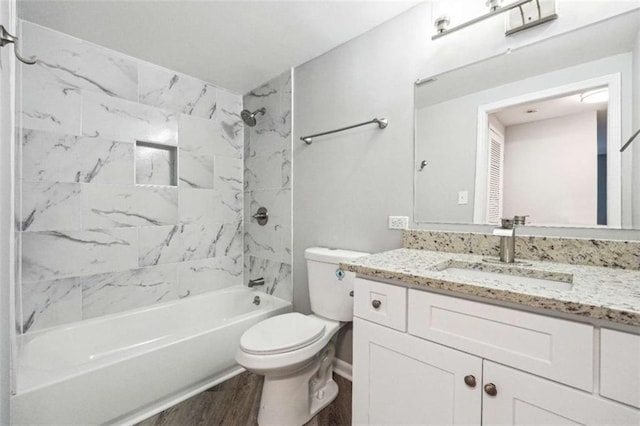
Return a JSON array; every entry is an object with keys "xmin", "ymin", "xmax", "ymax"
[
  {"xmin": 19, "ymin": 0, "xmax": 422, "ymax": 94},
  {"xmin": 494, "ymin": 90, "xmax": 608, "ymax": 127}
]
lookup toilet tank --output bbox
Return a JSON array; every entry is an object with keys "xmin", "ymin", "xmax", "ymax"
[{"xmin": 305, "ymin": 247, "xmax": 369, "ymax": 322}]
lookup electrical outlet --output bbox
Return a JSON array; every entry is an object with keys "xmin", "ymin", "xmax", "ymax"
[{"xmin": 388, "ymin": 216, "xmax": 409, "ymax": 230}]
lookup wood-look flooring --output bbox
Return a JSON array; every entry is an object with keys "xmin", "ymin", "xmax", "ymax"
[{"xmin": 137, "ymin": 372, "xmax": 352, "ymax": 426}]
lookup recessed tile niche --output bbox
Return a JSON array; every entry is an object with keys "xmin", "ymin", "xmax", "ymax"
[{"xmin": 135, "ymin": 141, "xmax": 177, "ymax": 186}]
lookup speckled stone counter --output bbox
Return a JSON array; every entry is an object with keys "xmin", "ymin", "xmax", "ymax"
[
  {"xmin": 403, "ymin": 230, "xmax": 640, "ymax": 270},
  {"xmin": 341, "ymin": 248, "xmax": 640, "ymax": 327}
]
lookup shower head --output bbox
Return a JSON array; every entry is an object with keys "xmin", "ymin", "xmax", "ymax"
[{"xmin": 241, "ymin": 108, "xmax": 266, "ymax": 127}]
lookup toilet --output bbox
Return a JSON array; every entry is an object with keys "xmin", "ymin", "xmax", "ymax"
[{"xmin": 235, "ymin": 247, "xmax": 369, "ymax": 426}]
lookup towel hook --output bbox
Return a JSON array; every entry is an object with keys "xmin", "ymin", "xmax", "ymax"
[{"xmin": 0, "ymin": 25, "xmax": 37, "ymax": 65}]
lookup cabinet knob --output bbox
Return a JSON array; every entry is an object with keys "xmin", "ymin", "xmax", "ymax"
[
  {"xmin": 463, "ymin": 375, "xmax": 476, "ymax": 388},
  {"xmin": 484, "ymin": 383, "xmax": 498, "ymax": 396},
  {"xmin": 371, "ymin": 299, "xmax": 382, "ymax": 309}
]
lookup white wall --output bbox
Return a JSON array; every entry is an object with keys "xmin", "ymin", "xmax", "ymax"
[
  {"xmin": 293, "ymin": 2, "xmax": 640, "ymax": 363},
  {"xmin": 503, "ymin": 111, "xmax": 598, "ymax": 226},
  {"xmin": 415, "ymin": 98, "xmax": 478, "ymax": 223},
  {"xmin": 0, "ymin": 0, "xmax": 16, "ymax": 423}
]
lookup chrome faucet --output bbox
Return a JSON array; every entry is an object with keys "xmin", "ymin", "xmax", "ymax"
[
  {"xmin": 492, "ymin": 216, "xmax": 528, "ymax": 263},
  {"xmin": 248, "ymin": 277, "xmax": 265, "ymax": 288}
]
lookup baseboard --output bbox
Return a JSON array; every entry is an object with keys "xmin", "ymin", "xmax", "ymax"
[{"xmin": 333, "ymin": 358, "xmax": 352, "ymax": 381}]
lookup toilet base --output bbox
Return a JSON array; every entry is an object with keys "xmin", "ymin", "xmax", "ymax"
[
  {"xmin": 257, "ymin": 341, "xmax": 338, "ymax": 426},
  {"xmin": 309, "ymin": 378, "xmax": 339, "ymax": 418}
]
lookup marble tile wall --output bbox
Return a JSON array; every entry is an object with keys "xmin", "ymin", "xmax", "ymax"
[
  {"xmin": 16, "ymin": 21, "xmax": 245, "ymax": 333},
  {"xmin": 243, "ymin": 71, "xmax": 293, "ymax": 301}
]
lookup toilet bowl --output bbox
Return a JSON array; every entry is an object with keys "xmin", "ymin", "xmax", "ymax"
[
  {"xmin": 235, "ymin": 247, "xmax": 369, "ymax": 426},
  {"xmin": 236, "ymin": 312, "xmax": 341, "ymax": 375}
]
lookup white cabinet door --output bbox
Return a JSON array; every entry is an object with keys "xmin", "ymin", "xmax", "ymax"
[
  {"xmin": 482, "ymin": 361, "xmax": 640, "ymax": 426},
  {"xmin": 353, "ymin": 318, "xmax": 482, "ymax": 426}
]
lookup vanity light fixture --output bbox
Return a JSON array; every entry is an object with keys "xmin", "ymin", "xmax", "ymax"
[
  {"xmin": 432, "ymin": 0, "xmax": 557, "ymax": 40},
  {"xmin": 580, "ymin": 88, "xmax": 609, "ymax": 104},
  {"xmin": 434, "ymin": 15, "xmax": 451, "ymax": 33},
  {"xmin": 486, "ymin": 0, "xmax": 503, "ymax": 12}
]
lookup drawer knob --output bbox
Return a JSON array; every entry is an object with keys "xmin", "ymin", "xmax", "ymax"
[
  {"xmin": 371, "ymin": 299, "xmax": 382, "ymax": 309},
  {"xmin": 484, "ymin": 383, "xmax": 498, "ymax": 396},
  {"xmin": 463, "ymin": 375, "xmax": 476, "ymax": 388}
]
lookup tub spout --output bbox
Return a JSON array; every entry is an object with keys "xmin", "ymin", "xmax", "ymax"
[{"xmin": 248, "ymin": 277, "xmax": 265, "ymax": 288}]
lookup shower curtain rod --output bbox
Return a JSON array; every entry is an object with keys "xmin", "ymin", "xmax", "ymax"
[
  {"xmin": 620, "ymin": 128, "xmax": 640, "ymax": 153},
  {"xmin": 300, "ymin": 117, "xmax": 388, "ymax": 145},
  {"xmin": 0, "ymin": 25, "xmax": 37, "ymax": 65}
]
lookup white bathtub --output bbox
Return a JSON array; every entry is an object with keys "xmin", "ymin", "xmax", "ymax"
[{"xmin": 11, "ymin": 287, "xmax": 291, "ymax": 425}]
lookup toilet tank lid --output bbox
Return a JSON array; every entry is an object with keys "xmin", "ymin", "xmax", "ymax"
[{"xmin": 304, "ymin": 247, "xmax": 370, "ymax": 263}]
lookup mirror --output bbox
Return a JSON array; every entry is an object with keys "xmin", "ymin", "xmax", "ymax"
[{"xmin": 414, "ymin": 10, "xmax": 640, "ymax": 229}]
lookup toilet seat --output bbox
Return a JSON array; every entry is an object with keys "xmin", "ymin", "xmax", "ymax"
[{"xmin": 240, "ymin": 313, "xmax": 326, "ymax": 355}]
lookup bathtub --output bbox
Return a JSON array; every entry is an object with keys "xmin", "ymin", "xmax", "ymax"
[{"xmin": 11, "ymin": 286, "xmax": 291, "ymax": 425}]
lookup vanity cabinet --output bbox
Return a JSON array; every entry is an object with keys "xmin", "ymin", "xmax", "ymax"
[{"xmin": 352, "ymin": 278, "xmax": 640, "ymax": 425}]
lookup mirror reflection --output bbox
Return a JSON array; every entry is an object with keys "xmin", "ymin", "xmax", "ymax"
[
  {"xmin": 484, "ymin": 89, "xmax": 608, "ymax": 227},
  {"xmin": 414, "ymin": 10, "xmax": 639, "ymax": 229}
]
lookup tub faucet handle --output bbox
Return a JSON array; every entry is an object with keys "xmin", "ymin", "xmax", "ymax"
[{"xmin": 248, "ymin": 277, "xmax": 265, "ymax": 288}]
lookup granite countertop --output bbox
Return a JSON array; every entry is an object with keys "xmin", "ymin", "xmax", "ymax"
[{"xmin": 340, "ymin": 248, "xmax": 640, "ymax": 327}]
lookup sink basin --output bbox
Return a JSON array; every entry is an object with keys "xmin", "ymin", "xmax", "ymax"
[{"xmin": 433, "ymin": 260, "xmax": 573, "ymax": 291}]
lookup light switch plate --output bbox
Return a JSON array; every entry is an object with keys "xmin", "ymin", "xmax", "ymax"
[{"xmin": 458, "ymin": 191, "xmax": 468, "ymax": 205}]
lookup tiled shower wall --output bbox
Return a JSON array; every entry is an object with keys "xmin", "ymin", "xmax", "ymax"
[
  {"xmin": 243, "ymin": 72, "xmax": 293, "ymax": 301},
  {"xmin": 16, "ymin": 21, "xmax": 244, "ymax": 333}
]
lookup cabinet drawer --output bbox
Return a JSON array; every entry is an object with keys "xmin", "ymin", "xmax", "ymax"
[
  {"xmin": 408, "ymin": 290, "xmax": 594, "ymax": 391},
  {"xmin": 601, "ymin": 329, "xmax": 640, "ymax": 408},
  {"xmin": 354, "ymin": 278, "xmax": 407, "ymax": 331}
]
